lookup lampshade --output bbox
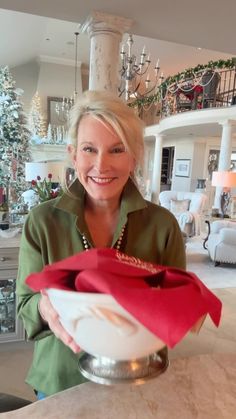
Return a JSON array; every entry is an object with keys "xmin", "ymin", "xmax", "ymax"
[
  {"xmin": 25, "ymin": 161, "xmax": 65, "ymax": 183},
  {"xmin": 212, "ymin": 171, "xmax": 236, "ymax": 188}
]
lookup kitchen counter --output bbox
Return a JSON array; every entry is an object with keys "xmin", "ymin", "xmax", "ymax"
[{"xmin": 2, "ymin": 353, "xmax": 236, "ymax": 418}]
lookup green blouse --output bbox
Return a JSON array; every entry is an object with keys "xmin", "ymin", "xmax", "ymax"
[{"xmin": 16, "ymin": 179, "xmax": 186, "ymax": 396}]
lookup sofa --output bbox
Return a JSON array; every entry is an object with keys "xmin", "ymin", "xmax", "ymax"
[
  {"xmin": 159, "ymin": 191, "xmax": 207, "ymax": 236},
  {"xmin": 207, "ymin": 220, "xmax": 236, "ymax": 265}
]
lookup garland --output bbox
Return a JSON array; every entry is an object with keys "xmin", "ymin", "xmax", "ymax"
[{"xmin": 128, "ymin": 57, "xmax": 236, "ymax": 109}]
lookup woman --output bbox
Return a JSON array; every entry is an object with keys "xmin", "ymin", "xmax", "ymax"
[{"xmin": 17, "ymin": 90, "xmax": 186, "ymax": 398}]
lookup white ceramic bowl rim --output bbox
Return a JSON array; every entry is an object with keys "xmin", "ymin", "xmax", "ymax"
[{"xmin": 47, "ymin": 288, "xmax": 115, "ymax": 304}]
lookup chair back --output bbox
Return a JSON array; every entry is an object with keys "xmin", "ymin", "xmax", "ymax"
[
  {"xmin": 202, "ymin": 71, "xmax": 221, "ymax": 107},
  {"xmin": 159, "ymin": 191, "xmax": 207, "ymax": 214}
]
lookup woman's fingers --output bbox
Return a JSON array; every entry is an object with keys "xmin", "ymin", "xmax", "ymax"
[
  {"xmin": 39, "ymin": 291, "xmax": 81, "ymax": 353},
  {"xmin": 50, "ymin": 318, "xmax": 81, "ymax": 353}
]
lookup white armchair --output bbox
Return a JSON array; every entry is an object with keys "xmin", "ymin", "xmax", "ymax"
[
  {"xmin": 159, "ymin": 191, "xmax": 207, "ymax": 236},
  {"xmin": 207, "ymin": 220, "xmax": 236, "ymax": 265}
]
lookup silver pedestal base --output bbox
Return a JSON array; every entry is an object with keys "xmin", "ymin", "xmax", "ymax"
[{"xmin": 78, "ymin": 347, "xmax": 169, "ymax": 385}]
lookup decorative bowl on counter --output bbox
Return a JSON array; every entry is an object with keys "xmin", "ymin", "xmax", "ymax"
[
  {"xmin": 47, "ymin": 288, "xmax": 168, "ymax": 384},
  {"xmin": 47, "ymin": 288, "xmax": 165, "ymax": 360}
]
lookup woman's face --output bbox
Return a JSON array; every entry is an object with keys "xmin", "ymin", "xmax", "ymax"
[{"xmin": 68, "ymin": 115, "xmax": 135, "ymax": 205}]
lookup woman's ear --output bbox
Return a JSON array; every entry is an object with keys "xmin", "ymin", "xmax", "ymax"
[
  {"xmin": 130, "ymin": 158, "xmax": 136, "ymax": 174},
  {"xmin": 67, "ymin": 145, "xmax": 76, "ymax": 164}
]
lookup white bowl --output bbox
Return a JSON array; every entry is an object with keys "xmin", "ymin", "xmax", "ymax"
[{"xmin": 47, "ymin": 288, "xmax": 165, "ymax": 360}]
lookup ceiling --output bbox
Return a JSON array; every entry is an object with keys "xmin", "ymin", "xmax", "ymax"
[
  {"xmin": 1, "ymin": 0, "xmax": 236, "ymax": 55},
  {"xmin": 0, "ymin": 0, "xmax": 235, "ymax": 77}
]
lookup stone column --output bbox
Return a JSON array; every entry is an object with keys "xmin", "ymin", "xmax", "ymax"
[
  {"xmin": 151, "ymin": 134, "xmax": 163, "ymax": 204},
  {"xmin": 213, "ymin": 120, "xmax": 233, "ymax": 210},
  {"xmin": 81, "ymin": 11, "xmax": 132, "ymax": 93}
]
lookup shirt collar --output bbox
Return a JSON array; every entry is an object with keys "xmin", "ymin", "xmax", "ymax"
[{"xmin": 55, "ymin": 179, "xmax": 147, "ymax": 225}]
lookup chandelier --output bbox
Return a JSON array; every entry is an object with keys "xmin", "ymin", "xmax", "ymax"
[
  {"xmin": 119, "ymin": 34, "xmax": 164, "ymax": 102},
  {"xmin": 55, "ymin": 31, "xmax": 79, "ymax": 121}
]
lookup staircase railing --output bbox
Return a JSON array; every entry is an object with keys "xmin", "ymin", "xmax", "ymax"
[{"xmin": 129, "ymin": 58, "xmax": 236, "ymax": 124}]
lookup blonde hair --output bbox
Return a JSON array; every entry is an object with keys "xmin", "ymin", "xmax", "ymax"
[{"xmin": 68, "ymin": 90, "xmax": 145, "ymax": 171}]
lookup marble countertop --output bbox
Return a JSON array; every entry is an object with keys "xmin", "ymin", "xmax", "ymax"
[{"xmin": 2, "ymin": 353, "xmax": 236, "ymax": 418}]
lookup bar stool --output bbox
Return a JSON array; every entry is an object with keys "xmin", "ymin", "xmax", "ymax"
[{"xmin": 0, "ymin": 393, "xmax": 32, "ymax": 413}]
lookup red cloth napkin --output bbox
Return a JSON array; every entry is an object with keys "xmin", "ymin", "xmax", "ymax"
[{"xmin": 26, "ymin": 248, "xmax": 222, "ymax": 348}]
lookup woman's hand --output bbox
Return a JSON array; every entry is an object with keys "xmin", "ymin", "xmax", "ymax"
[{"xmin": 38, "ymin": 290, "xmax": 81, "ymax": 354}]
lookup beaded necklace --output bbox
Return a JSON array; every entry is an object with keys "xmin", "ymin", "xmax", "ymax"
[{"xmin": 81, "ymin": 223, "xmax": 127, "ymax": 251}]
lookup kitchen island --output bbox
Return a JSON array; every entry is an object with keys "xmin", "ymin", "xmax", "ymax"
[{"xmin": 1, "ymin": 353, "xmax": 236, "ymax": 418}]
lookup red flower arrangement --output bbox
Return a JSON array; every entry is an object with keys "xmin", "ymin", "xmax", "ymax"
[{"xmin": 31, "ymin": 174, "xmax": 63, "ymax": 202}]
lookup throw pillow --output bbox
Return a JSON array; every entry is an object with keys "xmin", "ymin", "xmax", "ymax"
[{"xmin": 170, "ymin": 199, "xmax": 190, "ymax": 216}]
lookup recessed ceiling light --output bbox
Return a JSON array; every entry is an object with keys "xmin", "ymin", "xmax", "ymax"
[{"xmin": 197, "ymin": 47, "xmax": 202, "ymax": 50}]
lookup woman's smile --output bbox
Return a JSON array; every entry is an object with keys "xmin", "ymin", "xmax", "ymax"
[
  {"xmin": 88, "ymin": 176, "xmax": 116, "ymax": 185},
  {"xmin": 88, "ymin": 176, "xmax": 116, "ymax": 186}
]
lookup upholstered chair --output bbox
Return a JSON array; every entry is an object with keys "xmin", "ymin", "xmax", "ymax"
[
  {"xmin": 159, "ymin": 191, "xmax": 207, "ymax": 237},
  {"xmin": 207, "ymin": 220, "xmax": 236, "ymax": 265}
]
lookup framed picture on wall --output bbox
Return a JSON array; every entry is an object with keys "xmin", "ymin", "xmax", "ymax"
[
  {"xmin": 175, "ymin": 159, "xmax": 191, "ymax": 177},
  {"xmin": 47, "ymin": 96, "xmax": 69, "ymax": 127}
]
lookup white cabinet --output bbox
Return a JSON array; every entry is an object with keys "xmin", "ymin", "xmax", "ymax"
[{"xmin": 0, "ymin": 236, "xmax": 25, "ymax": 343}]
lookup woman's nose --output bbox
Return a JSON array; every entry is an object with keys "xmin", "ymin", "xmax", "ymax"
[{"xmin": 94, "ymin": 152, "xmax": 110, "ymax": 172}]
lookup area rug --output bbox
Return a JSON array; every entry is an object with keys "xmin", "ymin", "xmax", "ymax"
[{"xmin": 186, "ymin": 235, "xmax": 236, "ymax": 289}]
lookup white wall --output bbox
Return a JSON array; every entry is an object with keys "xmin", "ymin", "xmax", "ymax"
[
  {"xmin": 191, "ymin": 141, "xmax": 206, "ymax": 190},
  {"xmin": 171, "ymin": 140, "xmax": 194, "ymax": 191},
  {"xmin": 11, "ymin": 58, "xmax": 84, "ymax": 121},
  {"xmin": 36, "ymin": 61, "xmax": 83, "ymax": 117},
  {"xmin": 11, "ymin": 60, "xmax": 40, "ymax": 112},
  {"xmin": 143, "ymin": 139, "xmax": 155, "ymax": 182}
]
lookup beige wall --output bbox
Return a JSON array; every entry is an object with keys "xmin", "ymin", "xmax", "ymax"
[
  {"xmin": 171, "ymin": 140, "xmax": 193, "ymax": 191},
  {"xmin": 11, "ymin": 58, "xmax": 85, "ymax": 120},
  {"xmin": 191, "ymin": 141, "xmax": 206, "ymax": 189},
  {"xmin": 11, "ymin": 60, "xmax": 40, "ymax": 112},
  {"xmin": 36, "ymin": 61, "xmax": 83, "ymax": 117}
]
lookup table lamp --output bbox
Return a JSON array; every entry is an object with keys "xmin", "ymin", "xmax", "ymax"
[{"xmin": 212, "ymin": 171, "xmax": 236, "ymax": 217}]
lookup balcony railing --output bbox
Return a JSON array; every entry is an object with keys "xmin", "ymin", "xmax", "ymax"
[{"xmin": 129, "ymin": 58, "xmax": 236, "ymax": 125}]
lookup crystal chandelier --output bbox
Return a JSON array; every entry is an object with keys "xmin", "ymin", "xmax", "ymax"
[
  {"xmin": 55, "ymin": 31, "xmax": 79, "ymax": 121},
  {"xmin": 119, "ymin": 34, "xmax": 164, "ymax": 101}
]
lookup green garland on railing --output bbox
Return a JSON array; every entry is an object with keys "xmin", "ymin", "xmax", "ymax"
[{"xmin": 128, "ymin": 57, "xmax": 236, "ymax": 109}]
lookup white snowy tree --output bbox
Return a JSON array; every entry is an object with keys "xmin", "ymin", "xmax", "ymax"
[
  {"xmin": 28, "ymin": 91, "xmax": 46, "ymax": 139},
  {"xmin": 0, "ymin": 66, "xmax": 31, "ymax": 197}
]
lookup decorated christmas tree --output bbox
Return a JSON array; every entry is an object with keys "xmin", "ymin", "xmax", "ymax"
[
  {"xmin": 0, "ymin": 66, "xmax": 31, "ymax": 200},
  {"xmin": 28, "ymin": 91, "xmax": 46, "ymax": 140}
]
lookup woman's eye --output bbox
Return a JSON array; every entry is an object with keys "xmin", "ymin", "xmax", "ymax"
[
  {"xmin": 111, "ymin": 147, "xmax": 125, "ymax": 154},
  {"xmin": 82, "ymin": 146, "xmax": 96, "ymax": 153}
]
